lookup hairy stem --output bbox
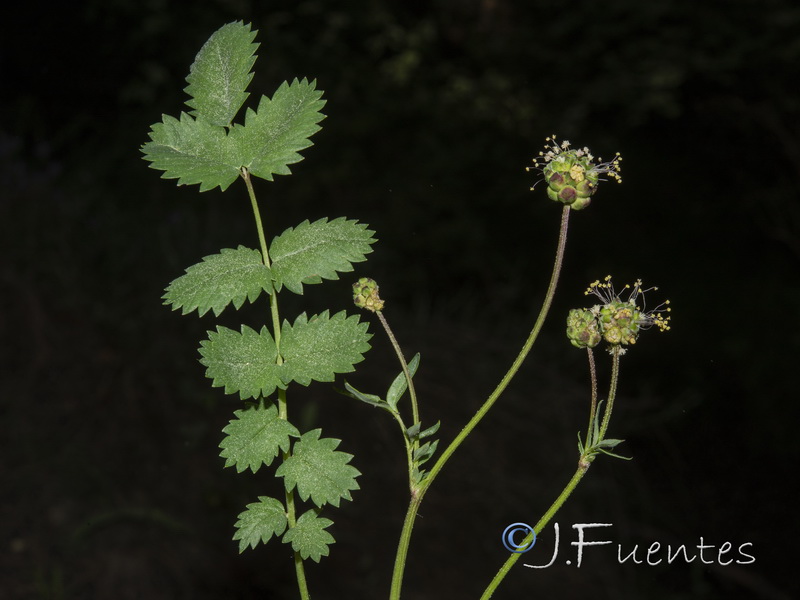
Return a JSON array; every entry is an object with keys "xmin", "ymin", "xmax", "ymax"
[
  {"xmin": 389, "ymin": 496, "xmax": 423, "ymax": 600},
  {"xmin": 377, "ymin": 311, "xmax": 420, "ymax": 428},
  {"xmin": 598, "ymin": 345, "xmax": 621, "ymax": 441},
  {"xmin": 480, "ymin": 463, "xmax": 589, "ymax": 599},
  {"xmin": 481, "ymin": 347, "xmax": 622, "ymax": 597},
  {"xmin": 584, "ymin": 347, "xmax": 598, "ymax": 449},
  {"xmin": 388, "ymin": 205, "xmax": 571, "ymax": 599}
]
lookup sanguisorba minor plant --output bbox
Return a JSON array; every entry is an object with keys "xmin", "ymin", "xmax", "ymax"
[{"xmin": 142, "ymin": 22, "xmax": 671, "ymax": 600}]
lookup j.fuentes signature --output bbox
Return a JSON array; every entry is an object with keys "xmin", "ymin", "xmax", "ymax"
[{"xmin": 502, "ymin": 522, "xmax": 755, "ymax": 568}]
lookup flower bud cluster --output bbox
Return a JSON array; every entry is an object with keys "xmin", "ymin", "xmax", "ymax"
[
  {"xmin": 528, "ymin": 135, "xmax": 622, "ymax": 210},
  {"xmin": 353, "ymin": 277, "xmax": 384, "ymax": 312},
  {"xmin": 567, "ymin": 276, "xmax": 671, "ymax": 349}
]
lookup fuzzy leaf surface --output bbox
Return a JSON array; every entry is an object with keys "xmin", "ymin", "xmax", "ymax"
[
  {"xmin": 233, "ymin": 496, "xmax": 287, "ymax": 553},
  {"xmin": 270, "ymin": 218, "xmax": 377, "ymax": 294},
  {"xmin": 199, "ymin": 325, "xmax": 282, "ymax": 399},
  {"xmin": 184, "ymin": 21, "xmax": 258, "ymax": 127},
  {"xmin": 141, "ymin": 112, "xmax": 241, "ymax": 192},
  {"xmin": 282, "ymin": 510, "xmax": 334, "ymax": 562},
  {"xmin": 229, "ymin": 78, "xmax": 326, "ymax": 182},
  {"xmin": 276, "ymin": 429, "xmax": 360, "ymax": 508},
  {"xmin": 280, "ymin": 311, "xmax": 372, "ymax": 386},
  {"xmin": 219, "ymin": 402, "xmax": 299, "ymax": 473},
  {"xmin": 163, "ymin": 246, "xmax": 271, "ymax": 317}
]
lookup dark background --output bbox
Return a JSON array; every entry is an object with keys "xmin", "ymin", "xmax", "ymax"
[{"xmin": 2, "ymin": 1, "xmax": 797, "ymax": 598}]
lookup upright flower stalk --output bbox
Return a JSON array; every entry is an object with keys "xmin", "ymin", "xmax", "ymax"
[
  {"xmin": 481, "ymin": 276, "xmax": 671, "ymax": 598},
  {"xmin": 351, "ymin": 136, "xmax": 637, "ymax": 599}
]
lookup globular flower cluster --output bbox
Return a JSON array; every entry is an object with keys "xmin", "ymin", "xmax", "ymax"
[
  {"xmin": 353, "ymin": 277, "xmax": 384, "ymax": 312},
  {"xmin": 527, "ymin": 135, "xmax": 622, "ymax": 210},
  {"xmin": 567, "ymin": 276, "xmax": 671, "ymax": 350}
]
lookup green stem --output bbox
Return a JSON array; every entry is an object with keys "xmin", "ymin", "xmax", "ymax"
[
  {"xmin": 584, "ymin": 347, "xmax": 598, "ymax": 449},
  {"xmin": 481, "ymin": 348, "xmax": 622, "ymax": 598},
  {"xmin": 423, "ymin": 205, "xmax": 570, "ymax": 492},
  {"xmin": 388, "ymin": 406, "xmax": 415, "ymax": 485},
  {"xmin": 242, "ymin": 168, "xmax": 281, "ymax": 345},
  {"xmin": 598, "ymin": 345, "xmax": 621, "ymax": 441},
  {"xmin": 388, "ymin": 205, "xmax": 571, "ymax": 600},
  {"xmin": 377, "ymin": 311, "xmax": 420, "ymax": 428},
  {"xmin": 242, "ymin": 168, "xmax": 309, "ymax": 600},
  {"xmin": 389, "ymin": 496, "xmax": 423, "ymax": 600},
  {"xmin": 480, "ymin": 463, "xmax": 589, "ymax": 600}
]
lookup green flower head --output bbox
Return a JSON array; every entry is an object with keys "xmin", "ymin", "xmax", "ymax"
[
  {"xmin": 568, "ymin": 276, "xmax": 671, "ymax": 350},
  {"xmin": 567, "ymin": 308, "xmax": 602, "ymax": 349},
  {"xmin": 527, "ymin": 135, "xmax": 622, "ymax": 210},
  {"xmin": 353, "ymin": 277, "xmax": 384, "ymax": 312}
]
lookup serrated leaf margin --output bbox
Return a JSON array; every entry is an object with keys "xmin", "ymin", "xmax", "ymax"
[
  {"xmin": 233, "ymin": 496, "xmax": 288, "ymax": 553},
  {"xmin": 282, "ymin": 509, "xmax": 335, "ymax": 562},
  {"xmin": 219, "ymin": 401, "xmax": 300, "ymax": 473},
  {"xmin": 163, "ymin": 246, "xmax": 272, "ymax": 317}
]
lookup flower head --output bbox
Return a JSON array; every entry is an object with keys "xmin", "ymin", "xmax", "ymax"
[
  {"xmin": 527, "ymin": 135, "xmax": 622, "ymax": 210},
  {"xmin": 353, "ymin": 277, "xmax": 384, "ymax": 312},
  {"xmin": 567, "ymin": 276, "xmax": 670, "ymax": 350}
]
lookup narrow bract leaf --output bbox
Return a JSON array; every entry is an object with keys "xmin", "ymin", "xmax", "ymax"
[
  {"xmin": 184, "ymin": 21, "xmax": 259, "ymax": 127},
  {"xmin": 163, "ymin": 246, "xmax": 271, "ymax": 317},
  {"xmin": 276, "ymin": 429, "xmax": 361, "ymax": 508},
  {"xmin": 282, "ymin": 510, "xmax": 334, "ymax": 562},
  {"xmin": 419, "ymin": 421, "xmax": 440, "ymax": 440},
  {"xmin": 281, "ymin": 311, "xmax": 372, "ymax": 386},
  {"xmin": 233, "ymin": 496, "xmax": 288, "ymax": 553},
  {"xmin": 386, "ymin": 353, "xmax": 421, "ymax": 411},
  {"xmin": 341, "ymin": 381, "xmax": 388, "ymax": 410},
  {"xmin": 595, "ymin": 438, "xmax": 625, "ymax": 449},
  {"xmin": 141, "ymin": 112, "xmax": 241, "ymax": 192},
  {"xmin": 413, "ymin": 439, "xmax": 439, "ymax": 466},
  {"xmin": 270, "ymin": 218, "xmax": 376, "ymax": 294},
  {"xmin": 199, "ymin": 325, "xmax": 283, "ymax": 399},
  {"xmin": 219, "ymin": 401, "xmax": 300, "ymax": 473},
  {"xmin": 229, "ymin": 78, "xmax": 326, "ymax": 182}
]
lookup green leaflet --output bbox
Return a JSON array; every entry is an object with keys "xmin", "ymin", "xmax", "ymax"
[
  {"xmin": 229, "ymin": 78, "xmax": 326, "ymax": 182},
  {"xmin": 141, "ymin": 25, "xmax": 326, "ymax": 192},
  {"xmin": 184, "ymin": 21, "xmax": 258, "ymax": 128},
  {"xmin": 163, "ymin": 246, "xmax": 272, "ymax": 317},
  {"xmin": 270, "ymin": 218, "xmax": 377, "ymax": 294},
  {"xmin": 276, "ymin": 429, "xmax": 361, "ymax": 508},
  {"xmin": 219, "ymin": 401, "xmax": 300, "ymax": 473},
  {"xmin": 282, "ymin": 510, "xmax": 335, "ymax": 562},
  {"xmin": 141, "ymin": 112, "xmax": 242, "ymax": 192},
  {"xmin": 199, "ymin": 312, "xmax": 371, "ymax": 399},
  {"xmin": 232, "ymin": 496, "xmax": 288, "ymax": 553},
  {"xmin": 281, "ymin": 311, "xmax": 372, "ymax": 385},
  {"xmin": 199, "ymin": 325, "xmax": 283, "ymax": 400}
]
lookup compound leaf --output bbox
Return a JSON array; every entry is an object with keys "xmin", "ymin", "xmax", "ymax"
[
  {"xmin": 281, "ymin": 311, "xmax": 372, "ymax": 386},
  {"xmin": 199, "ymin": 325, "xmax": 282, "ymax": 400},
  {"xmin": 229, "ymin": 78, "xmax": 326, "ymax": 182},
  {"xmin": 163, "ymin": 246, "xmax": 271, "ymax": 317},
  {"xmin": 276, "ymin": 429, "xmax": 360, "ymax": 508},
  {"xmin": 184, "ymin": 21, "xmax": 258, "ymax": 128},
  {"xmin": 219, "ymin": 401, "xmax": 300, "ymax": 473},
  {"xmin": 282, "ymin": 509, "xmax": 334, "ymax": 562},
  {"xmin": 141, "ymin": 112, "xmax": 241, "ymax": 192},
  {"xmin": 233, "ymin": 496, "xmax": 287, "ymax": 553},
  {"xmin": 270, "ymin": 218, "xmax": 377, "ymax": 294}
]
